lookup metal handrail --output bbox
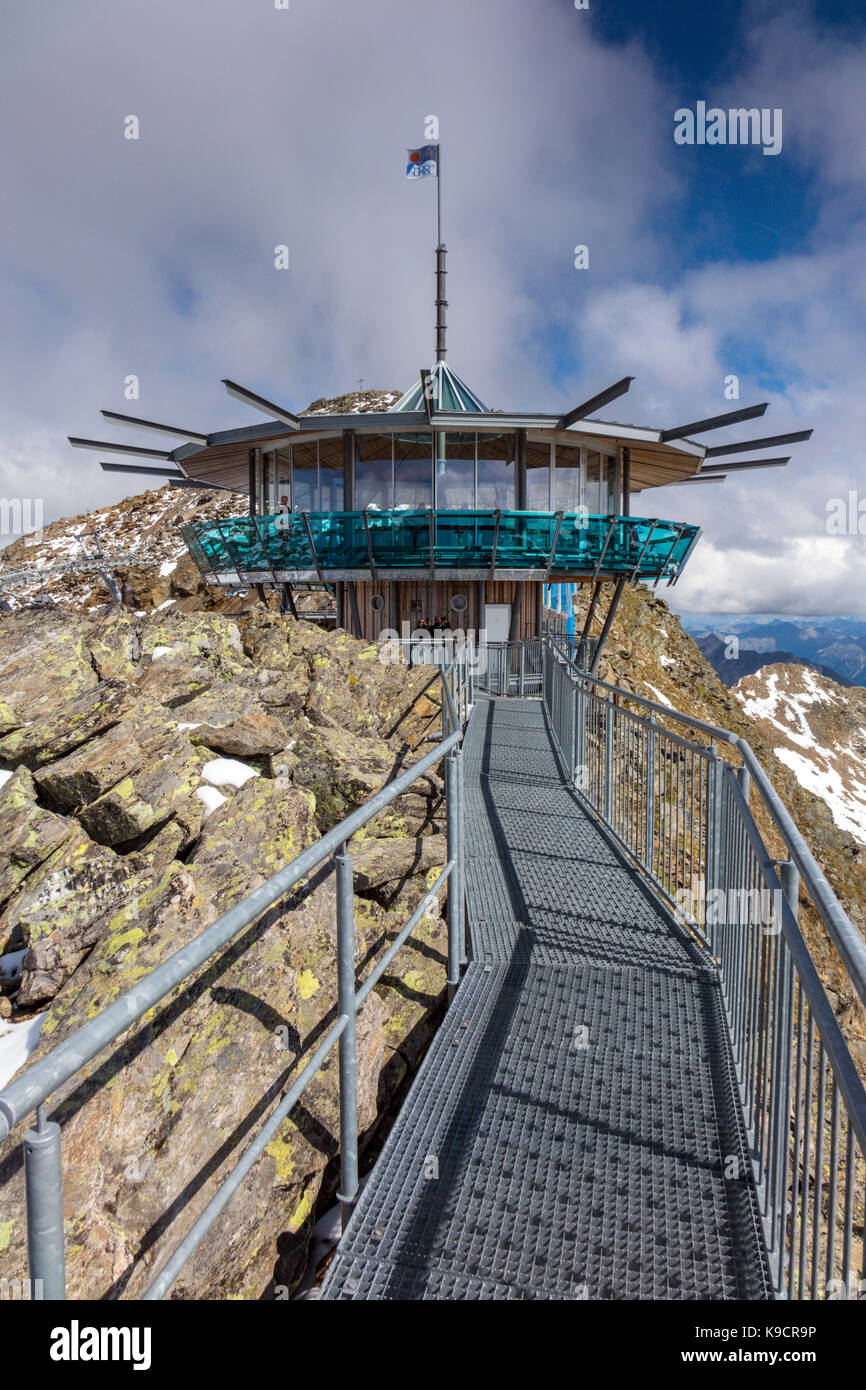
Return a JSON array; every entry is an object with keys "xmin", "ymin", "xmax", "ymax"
[
  {"xmin": 544, "ymin": 637, "xmax": 866, "ymax": 1008},
  {"xmin": 0, "ymin": 662, "xmax": 469, "ymax": 1300},
  {"xmin": 538, "ymin": 636, "xmax": 866, "ymax": 1299}
]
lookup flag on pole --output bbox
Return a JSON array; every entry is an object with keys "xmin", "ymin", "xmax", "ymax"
[{"xmin": 406, "ymin": 144, "xmax": 439, "ymax": 178}]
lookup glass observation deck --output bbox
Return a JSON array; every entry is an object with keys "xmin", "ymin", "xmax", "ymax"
[{"xmin": 183, "ymin": 510, "xmax": 700, "ymax": 585}]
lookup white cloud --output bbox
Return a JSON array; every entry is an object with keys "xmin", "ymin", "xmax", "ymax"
[{"xmin": 0, "ymin": 0, "xmax": 864, "ymax": 616}]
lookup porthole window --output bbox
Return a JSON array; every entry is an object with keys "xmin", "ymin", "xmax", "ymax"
[
  {"xmin": 370, "ymin": 593, "xmax": 385, "ymax": 612},
  {"xmin": 450, "ymin": 594, "xmax": 468, "ymax": 614}
]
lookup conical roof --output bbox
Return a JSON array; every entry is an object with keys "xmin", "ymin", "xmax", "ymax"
[{"xmin": 388, "ymin": 361, "xmax": 488, "ymax": 414}]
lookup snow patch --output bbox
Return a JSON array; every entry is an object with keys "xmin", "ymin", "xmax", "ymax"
[
  {"xmin": 659, "ymin": 655, "xmax": 675, "ymax": 669},
  {"xmin": 196, "ymin": 785, "xmax": 227, "ymax": 818},
  {"xmin": 773, "ymin": 747, "xmax": 866, "ymax": 846},
  {"xmin": 159, "ymin": 558, "xmax": 178, "ymax": 577},
  {"xmin": 0, "ymin": 770, "xmax": 13, "ymax": 791},
  {"xmin": 0, "ymin": 948, "xmax": 27, "ymax": 981},
  {"xmin": 644, "ymin": 683, "xmax": 674, "ymax": 709},
  {"xmin": 201, "ymin": 758, "xmax": 259, "ymax": 789},
  {"xmin": 151, "ymin": 646, "xmax": 176, "ymax": 660},
  {"xmin": 0, "ymin": 1012, "xmax": 47, "ymax": 1090},
  {"xmin": 737, "ymin": 669, "xmax": 840, "ymax": 753}
]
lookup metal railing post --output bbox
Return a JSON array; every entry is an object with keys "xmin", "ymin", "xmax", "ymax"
[
  {"xmin": 569, "ymin": 677, "xmax": 578, "ymax": 783},
  {"xmin": 336, "ymin": 849, "xmax": 359, "ymax": 1232},
  {"xmin": 457, "ymin": 745, "xmax": 467, "ymax": 965},
  {"xmin": 24, "ymin": 1106, "xmax": 66, "ymax": 1299},
  {"xmin": 707, "ymin": 745, "xmax": 723, "ymax": 953},
  {"xmin": 576, "ymin": 679, "xmax": 586, "ymax": 786},
  {"xmin": 779, "ymin": 859, "xmax": 799, "ymax": 918},
  {"xmin": 645, "ymin": 714, "xmax": 656, "ymax": 873},
  {"xmin": 604, "ymin": 700, "xmax": 614, "ymax": 823},
  {"xmin": 445, "ymin": 751, "xmax": 461, "ymax": 998},
  {"xmin": 737, "ymin": 764, "xmax": 750, "ymax": 807},
  {"xmin": 773, "ymin": 859, "xmax": 799, "ymax": 1295}
]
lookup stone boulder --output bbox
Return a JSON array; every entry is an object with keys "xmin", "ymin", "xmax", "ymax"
[
  {"xmin": 291, "ymin": 721, "xmax": 397, "ymax": 831},
  {"xmin": 352, "ymin": 834, "xmax": 448, "ymax": 900},
  {"xmin": 0, "ymin": 698, "xmax": 22, "ymax": 738},
  {"xmin": 86, "ymin": 606, "xmax": 142, "ymax": 682},
  {"xmin": 0, "ymin": 770, "xmax": 81, "ymax": 929},
  {"xmin": 177, "ymin": 685, "xmax": 290, "ymax": 757},
  {"xmin": 0, "ymin": 679, "xmax": 138, "ymax": 768},
  {"xmin": 0, "ymin": 608, "xmax": 97, "ymax": 722},
  {"xmin": 35, "ymin": 702, "xmax": 202, "ymax": 848},
  {"xmin": 1, "ymin": 830, "xmax": 150, "ymax": 1006}
]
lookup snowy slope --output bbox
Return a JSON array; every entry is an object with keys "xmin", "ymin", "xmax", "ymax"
[{"xmin": 734, "ymin": 664, "xmax": 866, "ymax": 846}]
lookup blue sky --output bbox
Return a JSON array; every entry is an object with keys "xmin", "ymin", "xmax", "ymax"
[{"xmin": 0, "ymin": 0, "xmax": 864, "ymax": 614}]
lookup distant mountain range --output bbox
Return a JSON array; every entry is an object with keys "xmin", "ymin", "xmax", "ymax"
[
  {"xmin": 680, "ymin": 614, "xmax": 866, "ymax": 688},
  {"xmin": 692, "ymin": 632, "xmax": 855, "ymax": 689}
]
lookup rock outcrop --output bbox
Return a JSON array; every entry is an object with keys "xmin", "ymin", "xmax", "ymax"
[{"xmin": 0, "ymin": 598, "xmax": 446, "ymax": 1299}]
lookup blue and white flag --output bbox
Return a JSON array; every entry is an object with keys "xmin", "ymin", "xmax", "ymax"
[{"xmin": 406, "ymin": 144, "xmax": 439, "ymax": 178}]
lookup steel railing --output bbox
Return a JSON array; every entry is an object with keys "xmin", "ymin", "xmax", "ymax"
[
  {"xmin": 476, "ymin": 639, "xmax": 544, "ymax": 697},
  {"xmin": 539, "ymin": 638, "xmax": 866, "ymax": 1300},
  {"xmin": 0, "ymin": 662, "xmax": 469, "ymax": 1301}
]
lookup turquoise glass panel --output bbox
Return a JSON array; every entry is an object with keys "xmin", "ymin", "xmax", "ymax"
[{"xmin": 183, "ymin": 511, "xmax": 699, "ymax": 582}]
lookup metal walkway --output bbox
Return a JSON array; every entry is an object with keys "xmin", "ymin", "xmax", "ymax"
[{"xmin": 322, "ymin": 699, "xmax": 772, "ymax": 1300}]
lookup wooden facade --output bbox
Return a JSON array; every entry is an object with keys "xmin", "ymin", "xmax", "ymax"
[{"xmin": 344, "ymin": 578, "xmax": 540, "ymax": 643}]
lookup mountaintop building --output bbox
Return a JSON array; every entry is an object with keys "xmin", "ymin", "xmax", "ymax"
[{"xmin": 70, "ymin": 224, "xmax": 812, "ymax": 670}]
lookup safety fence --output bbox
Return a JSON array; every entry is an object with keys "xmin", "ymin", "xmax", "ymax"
[{"xmin": 542, "ymin": 639, "xmax": 866, "ymax": 1300}]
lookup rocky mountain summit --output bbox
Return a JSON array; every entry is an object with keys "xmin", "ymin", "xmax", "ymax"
[
  {"xmin": 733, "ymin": 664, "xmax": 866, "ymax": 848},
  {"xmin": 0, "ymin": 484, "xmax": 239, "ymax": 611},
  {"xmin": 0, "ymin": 596, "xmax": 448, "ymax": 1298},
  {"xmin": 1, "ymin": 470, "xmax": 865, "ymax": 1298}
]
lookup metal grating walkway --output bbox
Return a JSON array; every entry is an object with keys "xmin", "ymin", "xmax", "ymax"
[{"xmin": 322, "ymin": 699, "xmax": 772, "ymax": 1300}]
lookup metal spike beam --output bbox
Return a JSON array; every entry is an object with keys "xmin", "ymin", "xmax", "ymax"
[
  {"xmin": 99, "ymin": 462, "xmax": 184, "ymax": 478},
  {"xmin": 221, "ymin": 380, "xmax": 300, "ymax": 429},
  {"xmin": 558, "ymin": 377, "xmax": 634, "ymax": 431},
  {"xmin": 100, "ymin": 411, "xmax": 208, "ymax": 443},
  {"xmin": 660, "ymin": 402, "xmax": 768, "ymax": 443},
  {"xmin": 69, "ymin": 438, "xmax": 174, "ymax": 460},
  {"xmin": 700, "ymin": 457, "xmax": 790, "ymax": 474},
  {"xmin": 704, "ymin": 429, "xmax": 812, "ymax": 458}
]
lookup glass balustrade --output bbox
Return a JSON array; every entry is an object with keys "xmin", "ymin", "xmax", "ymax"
[{"xmin": 183, "ymin": 511, "xmax": 699, "ymax": 582}]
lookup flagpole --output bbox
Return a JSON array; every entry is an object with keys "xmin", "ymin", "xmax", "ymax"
[
  {"xmin": 435, "ymin": 144, "xmax": 447, "ymax": 363},
  {"xmin": 437, "ymin": 143, "xmax": 442, "ymax": 247}
]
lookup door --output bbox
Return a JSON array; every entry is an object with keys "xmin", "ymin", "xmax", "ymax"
[
  {"xmin": 482, "ymin": 603, "xmax": 512, "ymax": 695},
  {"xmin": 484, "ymin": 603, "xmax": 511, "ymax": 643}
]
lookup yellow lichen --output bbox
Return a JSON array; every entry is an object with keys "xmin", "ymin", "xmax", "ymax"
[{"xmin": 297, "ymin": 969, "xmax": 320, "ymax": 1000}]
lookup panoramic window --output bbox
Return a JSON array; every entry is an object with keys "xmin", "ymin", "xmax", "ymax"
[
  {"xmin": 291, "ymin": 439, "xmax": 319, "ymax": 512},
  {"xmin": 355, "ymin": 434, "xmax": 392, "ymax": 510},
  {"xmin": 394, "ymin": 432, "xmax": 433, "ymax": 507},
  {"xmin": 526, "ymin": 440, "xmax": 551, "ymax": 510},
  {"xmin": 435, "ymin": 432, "xmax": 475, "ymax": 509},
  {"xmin": 585, "ymin": 448, "xmax": 612, "ymax": 513},
  {"xmin": 318, "ymin": 438, "xmax": 344, "ymax": 511},
  {"xmin": 476, "ymin": 433, "xmax": 516, "ymax": 509},
  {"xmin": 553, "ymin": 442, "xmax": 582, "ymax": 511},
  {"xmin": 275, "ymin": 448, "xmax": 292, "ymax": 512}
]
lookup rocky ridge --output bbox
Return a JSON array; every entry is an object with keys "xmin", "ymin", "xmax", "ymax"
[{"xmin": 0, "ymin": 599, "xmax": 448, "ymax": 1298}]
